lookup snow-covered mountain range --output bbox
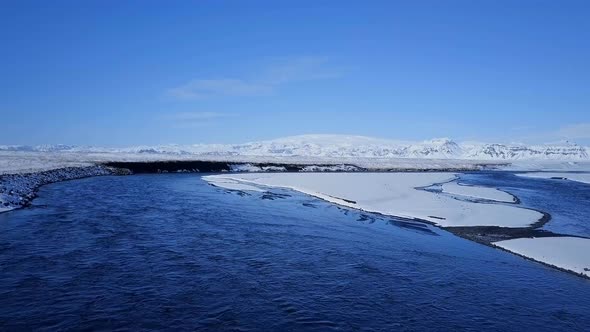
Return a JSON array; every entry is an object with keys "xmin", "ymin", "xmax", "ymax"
[{"xmin": 1, "ymin": 135, "xmax": 588, "ymax": 161}]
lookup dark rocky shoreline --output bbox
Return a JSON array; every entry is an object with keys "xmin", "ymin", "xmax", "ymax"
[
  {"xmin": 0, "ymin": 166, "xmax": 131, "ymax": 212},
  {"xmin": 103, "ymin": 160, "xmax": 491, "ymax": 174}
]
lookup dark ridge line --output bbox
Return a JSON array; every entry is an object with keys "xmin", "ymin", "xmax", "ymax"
[
  {"xmin": 102, "ymin": 160, "xmax": 489, "ymax": 174},
  {"xmin": 104, "ymin": 161, "xmax": 365, "ymax": 173},
  {"xmin": 104, "ymin": 160, "xmax": 233, "ymax": 173}
]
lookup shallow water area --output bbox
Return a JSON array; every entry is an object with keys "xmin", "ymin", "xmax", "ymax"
[
  {"xmin": 0, "ymin": 173, "xmax": 589, "ymax": 331},
  {"xmin": 457, "ymin": 172, "xmax": 590, "ymax": 237}
]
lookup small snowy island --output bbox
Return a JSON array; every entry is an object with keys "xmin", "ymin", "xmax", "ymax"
[{"xmin": 440, "ymin": 182, "xmax": 517, "ymax": 203}]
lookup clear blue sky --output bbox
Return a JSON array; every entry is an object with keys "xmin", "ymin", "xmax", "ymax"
[{"xmin": 2, "ymin": 0, "xmax": 589, "ymax": 146}]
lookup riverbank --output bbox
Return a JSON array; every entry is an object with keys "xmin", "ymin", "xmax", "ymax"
[{"xmin": 0, "ymin": 166, "xmax": 130, "ymax": 213}]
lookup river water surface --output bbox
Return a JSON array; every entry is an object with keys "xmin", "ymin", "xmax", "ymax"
[{"xmin": 0, "ymin": 173, "xmax": 589, "ymax": 331}]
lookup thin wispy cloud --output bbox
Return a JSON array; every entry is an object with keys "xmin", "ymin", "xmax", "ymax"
[
  {"xmin": 164, "ymin": 111, "xmax": 237, "ymax": 128},
  {"xmin": 171, "ymin": 111, "xmax": 235, "ymax": 121},
  {"xmin": 261, "ymin": 56, "xmax": 340, "ymax": 85},
  {"xmin": 166, "ymin": 56, "xmax": 340, "ymax": 100},
  {"xmin": 167, "ymin": 80, "xmax": 272, "ymax": 99}
]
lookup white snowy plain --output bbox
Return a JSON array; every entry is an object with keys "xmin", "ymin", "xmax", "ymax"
[
  {"xmin": 441, "ymin": 182, "xmax": 516, "ymax": 203},
  {"xmin": 202, "ymin": 173, "xmax": 543, "ymax": 228},
  {"xmin": 494, "ymin": 237, "xmax": 590, "ymax": 277},
  {"xmin": 516, "ymin": 172, "xmax": 590, "ymax": 184}
]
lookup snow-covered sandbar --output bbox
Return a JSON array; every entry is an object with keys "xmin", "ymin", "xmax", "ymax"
[
  {"xmin": 204, "ymin": 176, "xmax": 266, "ymax": 192},
  {"xmin": 494, "ymin": 237, "xmax": 590, "ymax": 277},
  {"xmin": 203, "ymin": 173, "xmax": 543, "ymax": 228},
  {"xmin": 516, "ymin": 172, "xmax": 590, "ymax": 184},
  {"xmin": 441, "ymin": 182, "xmax": 516, "ymax": 203}
]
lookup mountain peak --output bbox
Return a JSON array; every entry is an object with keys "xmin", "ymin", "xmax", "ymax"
[
  {"xmin": 425, "ymin": 137, "xmax": 454, "ymax": 144},
  {"xmin": 1, "ymin": 135, "xmax": 588, "ymax": 161}
]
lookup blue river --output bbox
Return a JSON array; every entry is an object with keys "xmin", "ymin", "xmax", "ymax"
[{"xmin": 0, "ymin": 173, "xmax": 589, "ymax": 331}]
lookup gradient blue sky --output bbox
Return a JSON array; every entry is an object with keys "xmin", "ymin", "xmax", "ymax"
[{"xmin": 2, "ymin": 0, "xmax": 590, "ymax": 146}]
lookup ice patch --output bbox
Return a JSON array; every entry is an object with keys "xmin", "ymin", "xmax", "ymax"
[
  {"xmin": 441, "ymin": 182, "xmax": 516, "ymax": 203},
  {"xmin": 203, "ymin": 176, "xmax": 266, "ymax": 192}
]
